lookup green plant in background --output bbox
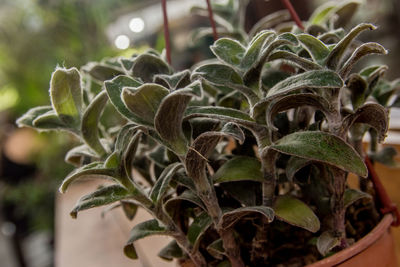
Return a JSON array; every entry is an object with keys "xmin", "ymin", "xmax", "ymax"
[{"xmin": 17, "ymin": 0, "xmax": 400, "ymax": 266}]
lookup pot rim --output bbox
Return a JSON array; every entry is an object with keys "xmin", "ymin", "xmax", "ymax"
[{"xmin": 306, "ymin": 213, "xmax": 394, "ymax": 267}]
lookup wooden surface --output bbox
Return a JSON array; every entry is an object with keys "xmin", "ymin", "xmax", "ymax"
[{"xmin": 55, "ymin": 180, "xmax": 174, "ymax": 267}]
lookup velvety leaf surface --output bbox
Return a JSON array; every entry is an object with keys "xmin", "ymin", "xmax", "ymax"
[
  {"xmin": 17, "ymin": 106, "xmax": 54, "ymax": 128},
  {"xmin": 268, "ymin": 51, "xmax": 322, "ymax": 71},
  {"xmin": 267, "ymin": 131, "xmax": 367, "ymax": 177},
  {"xmin": 65, "ymin": 144, "xmax": 98, "ymax": 167},
  {"xmin": 131, "ymin": 53, "xmax": 171, "ymax": 83},
  {"xmin": 50, "ymin": 67, "xmax": 82, "ymax": 127},
  {"xmin": 286, "ymin": 157, "xmax": 313, "ymax": 181},
  {"xmin": 192, "ymin": 63, "xmax": 243, "ymax": 85},
  {"xmin": 158, "ymin": 240, "xmax": 184, "ymax": 261},
  {"xmin": 339, "ymin": 42, "xmax": 387, "ymax": 78},
  {"xmin": 343, "ymin": 103, "xmax": 388, "ymax": 142},
  {"xmin": 150, "ymin": 163, "xmax": 184, "ymax": 203},
  {"xmin": 122, "ymin": 84, "xmax": 169, "ymax": 123},
  {"xmin": 186, "ymin": 124, "xmax": 245, "ymax": 186},
  {"xmin": 326, "ymin": 23, "xmax": 376, "ymax": 69},
  {"xmin": 207, "ymin": 239, "xmax": 225, "ymax": 260},
  {"xmin": 274, "ymin": 195, "xmax": 320, "ymax": 233},
  {"xmin": 317, "ymin": 231, "xmax": 341, "ymax": 256},
  {"xmin": 81, "ymin": 91, "xmax": 108, "ymax": 156},
  {"xmin": 70, "ymin": 184, "xmax": 129, "ymax": 218},
  {"xmin": 59, "ymin": 162, "xmax": 116, "ymax": 193},
  {"xmin": 219, "ymin": 206, "xmax": 274, "ymax": 229},
  {"xmin": 121, "ymin": 200, "xmax": 138, "ymax": 221},
  {"xmin": 266, "ymin": 70, "xmax": 343, "ymax": 99},
  {"xmin": 343, "ymin": 188, "xmax": 371, "ymax": 208},
  {"xmin": 187, "ymin": 212, "xmax": 213, "ymax": 251},
  {"xmin": 297, "ymin": 34, "xmax": 330, "ymax": 63},
  {"xmin": 266, "ymin": 93, "xmax": 331, "ymax": 131},
  {"xmin": 154, "ymin": 90, "xmax": 193, "ymax": 155},
  {"xmin": 104, "ymin": 75, "xmax": 149, "ymax": 125},
  {"xmin": 82, "ymin": 63, "xmax": 124, "ymax": 82},
  {"xmin": 210, "ymin": 38, "xmax": 245, "ymax": 67},
  {"xmin": 164, "ymin": 189, "xmax": 206, "ymax": 214},
  {"xmin": 124, "ymin": 219, "xmax": 170, "ymax": 259},
  {"xmin": 240, "ymin": 30, "xmax": 275, "ymax": 71},
  {"xmin": 154, "ymin": 70, "xmax": 191, "ymax": 90},
  {"xmin": 213, "ymin": 156, "xmax": 263, "ymax": 183}
]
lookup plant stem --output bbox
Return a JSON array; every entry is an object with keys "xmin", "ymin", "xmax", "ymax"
[
  {"xmin": 156, "ymin": 206, "xmax": 208, "ymax": 266},
  {"xmin": 205, "ymin": 0, "xmax": 218, "ymax": 41},
  {"xmin": 280, "ymin": 0, "xmax": 304, "ymax": 30},
  {"xmin": 161, "ymin": 0, "xmax": 171, "ymax": 65}
]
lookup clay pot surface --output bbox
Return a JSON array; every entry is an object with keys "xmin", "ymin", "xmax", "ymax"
[{"xmin": 307, "ymin": 214, "xmax": 397, "ymax": 267}]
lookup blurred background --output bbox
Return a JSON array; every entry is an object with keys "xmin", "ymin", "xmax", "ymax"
[{"xmin": 0, "ymin": 0, "xmax": 400, "ymax": 266}]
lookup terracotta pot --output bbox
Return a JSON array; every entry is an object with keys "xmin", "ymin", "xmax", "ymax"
[{"xmin": 307, "ymin": 214, "xmax": 397, "ymax": 267}]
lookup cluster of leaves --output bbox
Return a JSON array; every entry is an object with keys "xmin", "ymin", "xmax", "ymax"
[{"xmin": 17, "ymin": 0, "xmax": 400, "ymax": 266}]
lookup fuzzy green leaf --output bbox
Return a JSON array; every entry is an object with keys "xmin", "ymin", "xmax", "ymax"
[
  {"xmin": 158, "ymin": 240, "xmax": 184, "ymax": 261},
  {"xmin": 268, "ymin": 51, "xmax": 322, "ymax": 71},
  {"xmin": 342, "ymin": 103, "xmax": 388, "ymax": 142},
  {"xmin": 50, "ymin": 67, "xmax": 83, "ymax": 127},
  {"xmin": 154, "ymin": 70, "xmax": 191, "ymax": 90},
  {"xmin": 164, "ymin": 189, "xmax": 206, "ymax": 214},
  {"xmin": 65, "ymin": 144, "xmax": 98, "ymax": 167},
  {"xmin": 150, "ymin": 163, "xmax": 184, "ymax": 203},
  {"xmin": 154, "ymin": 90, "xmax": 194, "ymax": 155},
  {"xmin": 326, "ymin": 23, "xmax": 376, "ymax": 70},
  {"xmin": 344, "ymin": 188, "xmax": 371, "ymax": 209},
  {"xmin": 70, "ymin": 184, "xmax": 129, "ymax": 218},
  {"xmin": 317, "ymin": 231, "xmax": 341, "ymax": 256},
  {"xmin": 192, "ymin": 63, "xmax": 243, "ymax": 85},
  {"xmin": 32, "ymin": 110, "xmax": 67, "ymax": 130},
  {"xmin": 82, "ymin": 62, "xmax": 124, "ymax": 82},
  {"xmin": 274, "ymin": 195, "xmax": 320, "ymax": 233},
  {"xmin": 297, "ymin": 34, "xmax": 330, "ymax": 63},
  {"xmin": 59, "ymin": 162, "xmax": 116, "ymax": 193},
  {"xmin": 240, "ymin": 30, "xmax": 275, "ymax": 71},
  {"xmin": 339, "ymin": 42, "xmax": 387, "ymax": 78},
  {"xmin": 81, "ymin": 91, "xmax": 108, "ymax": 156},
  {"xmin": 219, "ymin": 206, "xmax": 274, "ymax": 229},
  {"xmin": 17, "ymin": 106, "xmax": 54, "ymax": 128},
  {"xmin": 210, "ymin": 38, "xmax": 245, "ymax": 67},
  {"xmin": 267, "ymin": 131, "xmax": 367, "ymax": 177},
  {"xmin": 121, "ymin": 200, "xmax": 138, "ymax": 221},
  {"xmin": 187, "ymin": 212, "xmax": 213, "ymax": 251},
  {"xmin": 369, "ymin": 146, "xmax": 398, "ymax": 167},
  {"xmin": 122, "ymin": 84, "xmax": 169, "ymax": 124},
  {"xmin": 104, "ymin": 75, "xmax": 150, "ymax": 125},
  {"xmin": 213, "ymin": 156, "xmax": 263, "ymax": 183},
  {"xmin": 286, "ymin": 157, "xmax": 312, "ymax": 181},
  {"xmin": 131, "ymin": 53, "xmax": 171, "ymax": 83},
  {"xmin": 266, "ymin": 93, "xmax": 331, "ymax": 131},
  {"xmin": 124, "ymin": 220, "xmax": 170, "ymax": 260},
  {"xmin": 266, "ymin": 70, "xmax": 343, "ymax": 99}
]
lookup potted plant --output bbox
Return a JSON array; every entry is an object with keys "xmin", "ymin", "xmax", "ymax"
[{"xmin": 16, "ymin": 0, "xmax": 400, "ymax": 266}]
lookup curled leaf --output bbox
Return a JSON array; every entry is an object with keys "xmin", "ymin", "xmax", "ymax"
[
  {"xmin": 265, "ymin": 131, "xmax": 367, "ymax": 177},
  {"xmin": 342, "ymin": 103, "xmax": 388, "ymax": 142},
  {"xmin": 70, "ymin": 184, "xmax": 129, "ymax": 218},
  {"xmin": 317, "ymin": 231, "xmax": 341, "ymax": 256},
  {"xmin": 326, "ymin": 23, "xmax": 376, "ymax": 70},
  {"xmin": 122, "ymin": 84, "xmax": 169, "ymax": 124},
  {"xmin": 297, "ymin": 34, "xmax": 330, "ymax": 64},
  {"xmin": 149, "ymin": 163, "xmax": 184, "ymax": 203},
  {"xmin": 50, "ymin": 67, "xmax": 83, "ymax": 127},
  {"xmin": 59, "ymin": 162, "xmax": 116, "ymax": 193},
  {"xmin": 131, "ymin": 53, "xmax": 171, "ymax": 83},
  {"xmin": 339, "ymin": 42, "xmax": 387, "ymax": 78},
  {"xmin": 344, "ymin": 188, "xmax": 371, "ymax": 209},
  {"xmin": 124, "ymin": 220, "xmax": 170, "ymax": 259},
  {"xmin": 154, "ymin": 70, "xmax": 191, "ymax": 90},
  {"xmin": 268, "ymin": 50, "xmax": 322, "ymax": 71},
  {"xmin": 219, "ymin": 206, "xmax": 274, "ymax": 229},
  {"xmin": 187, "ymin": 212, "xmax": 213, "ymax": 251},
  {"xmin": 81, "ymin": 91, "xmax": 109, "ymax": 156}
]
